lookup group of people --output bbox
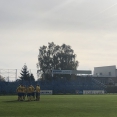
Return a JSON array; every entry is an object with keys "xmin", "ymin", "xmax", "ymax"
[{"xmin": 16, "ymin": 84, "xmax": 40, "ymax": 101}]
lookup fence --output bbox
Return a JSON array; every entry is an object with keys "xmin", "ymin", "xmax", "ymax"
[{"xmin": 0, "ymin": 76, "xmax": 107, "ymax": 95}]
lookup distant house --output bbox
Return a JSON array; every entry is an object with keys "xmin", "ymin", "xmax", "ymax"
[{"xmin": 93, "ymin": 65, "xmax": 117, "ymax": 77}]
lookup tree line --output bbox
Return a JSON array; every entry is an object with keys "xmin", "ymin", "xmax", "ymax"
[{"xmin": 0, "ymin": 42, "xmax": 78, "ymax": 82}]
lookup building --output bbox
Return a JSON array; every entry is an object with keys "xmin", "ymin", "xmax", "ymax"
[{"xmin": 93, "ymin": 65, "xmax": 117, "ymax": 77}]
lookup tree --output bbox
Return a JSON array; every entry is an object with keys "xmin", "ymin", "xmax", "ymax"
[
  {"xmin": 0, "ymin": 75, "xmax": 5, "ymax": 82},
  {"xmin": 29, "ymin": 73, "xmax": 35, "ymax": 81},
  {"xmin": 19, "ymin": 64, "xmax": 35, "ymax": 81},
  {"xmin": 37, "ymin": 42, "xmax": 79, "ymax": 80}
]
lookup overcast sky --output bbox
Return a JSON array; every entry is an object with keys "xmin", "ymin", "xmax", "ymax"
[{"xmin": 1, "ymin": 0, "xmax": 117, "ymax": 80}]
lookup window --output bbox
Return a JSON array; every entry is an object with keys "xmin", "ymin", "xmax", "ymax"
[{"xmin": 100, "ymin": 73, "xmax": 102, "ymax": 75}]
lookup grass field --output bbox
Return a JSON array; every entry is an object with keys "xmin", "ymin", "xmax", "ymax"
[{"xmin": 0, "ymin": 95, "xmax": 117, "ymax": 117}]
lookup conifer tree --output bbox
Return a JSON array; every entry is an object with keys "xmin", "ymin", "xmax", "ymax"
[
  {"xmin": 29, "ymin": 73, "xmax": 35, "ymax": 81},
  {"xmin": 19, "ymin": 64, "xmax": 30, "ymax": 81},
  {"xmin": 19, "ymin": 64, "xmax": 35, "ymax": 81}
]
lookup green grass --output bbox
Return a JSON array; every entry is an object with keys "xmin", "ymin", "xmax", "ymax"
[{"xmin": 0, "ymin": 95, "xmax": 117, "ymax": 117}]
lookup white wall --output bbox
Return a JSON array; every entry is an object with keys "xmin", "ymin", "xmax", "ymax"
[
  {"xmin": 116, "ymin": 69, "xmax": 117, "ymax": 77},
  {"xmin": 93, "ymin": 65, "xmax": 117, "ymax": 77}
]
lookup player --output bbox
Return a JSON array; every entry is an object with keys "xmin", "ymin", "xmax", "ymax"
[
  {"xmin": 20, "ymin": 85, "xmax": 24, "ymax": 101},
  {"xmin": 36, "ymin": 84, "xmax": 40, "ymax": 101},
  {"xmin": 23, "ymin": 85, "xmax": 27, "ymax": 100},
  {"xmin": 16, "ymin": 84, "xmax": 22, "ymax": 101},
  {"xmin": 31, "ymin": 85, "xmax": 35, "ymax": 100},
  {"xmin": 27, "ymin": 85, "xmax": 32, "ymax": 101}
]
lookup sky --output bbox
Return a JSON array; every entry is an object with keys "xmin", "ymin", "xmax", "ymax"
[{"xmin": 1, "ymin": 0, "xmax": 117, "ymax": 80}]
